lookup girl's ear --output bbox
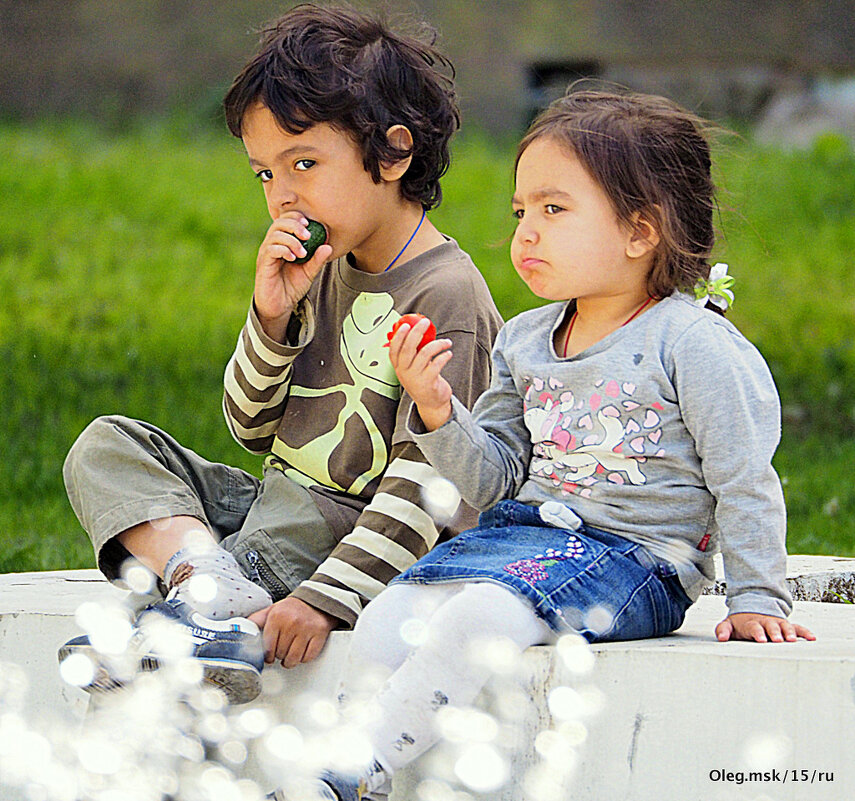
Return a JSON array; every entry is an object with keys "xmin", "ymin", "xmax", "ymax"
[
  {"xmin": 380, "ymin": 125, "xmax": 414, "ymax": 181},
  {"xmin": 626, "ymin": 209, "xmax": 661, "ymax": 259}
]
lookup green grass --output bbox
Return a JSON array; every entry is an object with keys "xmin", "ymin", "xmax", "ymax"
[{"xmin": 1, "ymin": 120, "xmax": 854, "ymax": 572}]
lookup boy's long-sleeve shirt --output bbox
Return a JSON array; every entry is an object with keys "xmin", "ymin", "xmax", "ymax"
[
  {"xmin": 407, "ymin": 294, "xmax": 793, "ymax": 619},
  {"xmin": 223, "ymin": 240, "xmax": 503, "ymax": 626}
]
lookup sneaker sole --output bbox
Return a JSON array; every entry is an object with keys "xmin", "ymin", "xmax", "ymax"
[
  {"xmin": 197, "ymin": 658, "xmax": 263, "ymax": 705},
  {"xmin": 138, "ymin": 654, "xmax": 261, "ymax": 704},
  {"xmin": 59, "ymin": 643, "xmax": 261, "ymax": 704},
  {"xmin": 57, "ymin": 641, "xmax": 127, "ymax": 693}
]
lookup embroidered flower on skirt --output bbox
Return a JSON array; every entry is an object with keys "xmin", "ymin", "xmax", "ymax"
[
  {"xmin": 504, "ymin": 534, "xmax": 585, "ymax": 585},
  {"xmin": 504, "ymin": 558, "xmax": 550, "ymax": 584}
]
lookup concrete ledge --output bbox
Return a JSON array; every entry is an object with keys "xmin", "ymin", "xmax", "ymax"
[
  {"xmin": 705, "ymin": 553, "xmax": 855, "ymax": 602},
  {"xmin": 2, "ymin": 563, "xmax": 854, "ymax": 800},
  {"xmin": 0, "ymin": 569, "xmax": 129, "ymax": 727}
]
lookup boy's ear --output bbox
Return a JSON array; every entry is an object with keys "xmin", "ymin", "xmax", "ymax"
[
  {"xmin": 626, "ymin": 208, "xmax": 661, "ymax": 259},
  {"xmin": 380, "ymin": 125, "xmax": 414, "ymax": 182}
]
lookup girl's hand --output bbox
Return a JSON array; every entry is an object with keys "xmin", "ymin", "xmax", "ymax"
[
  {"xmin": 388, "ymin": 317, "xmax": 453, "ymax": 431},
  {"xmin": 255, "ymin": 212, "xmax": 332, "ymax": 342},
  {"xmin": 715, "ymin": 612, "xmax": 816, "ymax": 643}
]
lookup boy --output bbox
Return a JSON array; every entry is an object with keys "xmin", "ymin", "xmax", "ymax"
[{"xmin": 60, "ymin": 4, "xmax": 502, "ymax": 703}]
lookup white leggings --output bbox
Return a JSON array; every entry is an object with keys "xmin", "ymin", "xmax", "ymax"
[{"xmin": 338, "ymin": 581, "xmax": 554, "ymax": 777}]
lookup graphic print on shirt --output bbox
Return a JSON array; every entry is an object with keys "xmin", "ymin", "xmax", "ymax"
[
  {"xmin": 522, "ymin": 375, "xmax": 665, "ymax": 496},
  {"xmin": 270, "ymin": 292, "xmax": 402, "ymax": 494}
]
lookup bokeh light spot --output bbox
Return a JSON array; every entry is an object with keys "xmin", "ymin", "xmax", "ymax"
[
  {"xmin": 400, "ymin": 617, "xmax": 428, "ymax": 646},
  {"xmin": 555, "ymin": 633, "xmax": 595, "ymax": 674},
  {"xmin": 187, "ymin": 574, "xmax": 218, "ymax": 604},
  {"xmin": 264, "ymin": 724, "xmax": 304, "ymax": 761},
  {"xmin": 59, "ymin": 653, "xmax": 96, "ymax": 687},
  {"xmin": 454, "ymin": 743, "xmax": 508, "ymax": 792}
]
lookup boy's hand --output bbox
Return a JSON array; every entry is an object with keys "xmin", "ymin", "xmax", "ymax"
[
  {"xmin": 255, "ymin": 212, "xmax": 333, "ymax": 342},
  {"xmin": 715, "ymin": 612, "xmax": 816, "ymax": 643},
  {"xmin": 387, "ymin": 318, "xmax": 453, "ymax": 431},
  {"xmin": 248, "ymin": 597, "xmax": 338, "ymax": 668}
]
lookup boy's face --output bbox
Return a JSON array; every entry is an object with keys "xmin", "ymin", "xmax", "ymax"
[{"xmin": 241, "ymin": 103, "xmax": 401, "ymax": 268}]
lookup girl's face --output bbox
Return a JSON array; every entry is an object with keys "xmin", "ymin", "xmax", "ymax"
[{"xmin": 511, "ymin": 136, "xmax": 651, "ymax": 303}]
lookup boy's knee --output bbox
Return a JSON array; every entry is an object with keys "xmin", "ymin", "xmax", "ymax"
[{"xmin": 63, "ymin": 414, "xmax": 131, "ymax": 485}]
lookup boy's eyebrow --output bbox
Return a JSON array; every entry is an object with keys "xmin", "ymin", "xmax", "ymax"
[
  {"xmin": 247, "ymin": 145, "xmax": 321, "ymax": 168},
  {"xmin": 511, "ymin": 187, "xmax": 574, "ymax": 205}
]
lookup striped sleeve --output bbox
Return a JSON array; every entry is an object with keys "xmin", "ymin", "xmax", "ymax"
[
  {"xmin": 289, "ymin": 440, "xmax": 460, "ymax": 628},
  {"xmin": 222, "ymin": 301, "xmax": 314, "ymax": 454}
]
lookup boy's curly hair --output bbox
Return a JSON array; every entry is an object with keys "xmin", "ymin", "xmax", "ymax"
[
  {"xmin": 223, "ymin": 3, "xmax": 460, "ymax": 211},
  {"xmin": 518, "ymin": 89, "xmax": 719, "ymax": 302}
]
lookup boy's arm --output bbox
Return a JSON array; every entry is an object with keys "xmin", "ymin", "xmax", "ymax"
[
  {"xmin": 287, "ymin": 441, "xmax": 454, "ymax": 628},
  {"xmin": 249, "ymin": 442, "xmax": 457, "ymax": 666},
  {"xmin": 255, "ymin": 313, "xmax": 502, "ymax": 663},
  {"xmin": 224, "ymin": 215, "xmax": 330, "ymax": 453},
  {"xmin": 222, "ymin": 300, "xmax": 314, "ymax": 453}
]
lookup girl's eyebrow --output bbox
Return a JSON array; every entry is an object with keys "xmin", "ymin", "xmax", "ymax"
[{"xmin": 511, "ymin": 187, "xmax": 574, "ymax": 205}]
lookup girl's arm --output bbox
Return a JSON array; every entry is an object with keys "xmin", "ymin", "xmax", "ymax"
[
  {"xmin": 714, "ymin": 611, "xmax": 814, "ymax": 643},
  {"xmin": 390, "ymin": 320, "xmax": 531, "ymax": 509},
  {"xmin": 388, "ymin": 317, "xmax": 454, "ymax": 431},
  {"xmin": 673, "ymin": 317, "xmax": 814, "ymax": 642}
]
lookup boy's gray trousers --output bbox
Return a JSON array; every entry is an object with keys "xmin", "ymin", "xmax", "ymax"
[{"xmin": 63, "ymin": 415, "xmax": 337, "ymax": 598}]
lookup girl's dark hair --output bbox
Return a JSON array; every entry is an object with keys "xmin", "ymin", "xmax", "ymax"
[
  {"xmin": 223, "ymin": 3, "xmax": 460, "ymax": 211},
  {"xmin": 517, "ymin": 89, "xmax": 719, "ymax": 304}
]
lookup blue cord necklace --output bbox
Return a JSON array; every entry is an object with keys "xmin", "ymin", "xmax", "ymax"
[{"xmin": 384, "ymin": 208, "xmax": 426, "ymax": 272}]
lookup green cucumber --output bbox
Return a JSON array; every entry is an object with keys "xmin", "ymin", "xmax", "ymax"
[{"xmin": 293, "ymin": 219, "xmax": 328, "ymax": 264}]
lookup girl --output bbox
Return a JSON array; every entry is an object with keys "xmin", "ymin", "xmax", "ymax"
[{"xmin": 273, "ymin": 90, "xmax": 815, "ymax": 801}]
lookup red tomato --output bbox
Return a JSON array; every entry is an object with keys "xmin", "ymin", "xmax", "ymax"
[{"xmin": 384, "ymin": 313, "xmax": 437, "ymax": 350}]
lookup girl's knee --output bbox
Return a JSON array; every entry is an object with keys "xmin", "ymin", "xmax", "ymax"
[
  {"xmin": 355, "ymin": 588, "xmax": 400, "ymax": 635},
  {"xmin": 354, "ymin": 584, "xmax": 423, "ymax": 647},
  {"xmin": 428, "ymin": 582, "xmax": 550, "ymax": 650}
]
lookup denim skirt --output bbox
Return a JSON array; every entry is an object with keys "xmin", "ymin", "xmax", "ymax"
[{"xmin": 393, "ymin": 499, "xmax": 692, "ymax": 641}]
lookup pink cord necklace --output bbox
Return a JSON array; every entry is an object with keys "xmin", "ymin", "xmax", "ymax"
[{"xmin": 562, "ymin": 296, "xmax": 655, "ymax": 357}]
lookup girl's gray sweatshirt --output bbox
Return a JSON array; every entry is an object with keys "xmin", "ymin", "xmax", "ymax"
[{"xmin": 408, "ymin": 293, "xmax": 792, "ymax": 618}]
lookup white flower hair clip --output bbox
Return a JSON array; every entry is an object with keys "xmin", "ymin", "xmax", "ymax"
[{"xmin": 693, "ymin": 262, "xmax": 735, "ymax": 310}]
